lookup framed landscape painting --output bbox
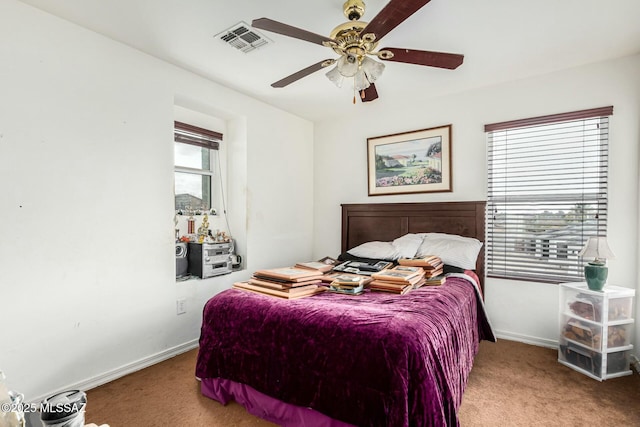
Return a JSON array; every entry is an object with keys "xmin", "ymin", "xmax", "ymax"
[{"xmin": 367, "ymin": 125, "xmax": 452, "ymax": 196}]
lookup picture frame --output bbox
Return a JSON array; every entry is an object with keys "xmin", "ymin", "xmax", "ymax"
[{"xmin": 367, "ymin": 124, "xmax": 452, "ymax": 196}]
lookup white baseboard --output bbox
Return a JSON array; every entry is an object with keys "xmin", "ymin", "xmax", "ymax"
[
  {"xmin": 494, "ymin": 329, "xmax": 558, "ymax": 349},
  {"xmin": 29, "ymin": 339, "xmax": 199, "ymax": 404}
]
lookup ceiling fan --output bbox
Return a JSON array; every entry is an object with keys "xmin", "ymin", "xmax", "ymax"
[{"xmin": 252, "ymin": 0, "xmax": 464, "ymax": 103}]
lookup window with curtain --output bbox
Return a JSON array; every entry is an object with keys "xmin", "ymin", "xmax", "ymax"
[
  {"xmin": 174, "ymin": 121, "xmax": 222, "ymax": 213},
  {"xmin": 485, "ymin": 106, "xmax": 613, "ymax": 283}
]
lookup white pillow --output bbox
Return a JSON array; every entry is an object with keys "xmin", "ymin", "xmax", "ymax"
[
  {"xmin": 347, "ymin": 241, "xmax": 397, "ymax": 260},
  {"xmin": 347, "ymin": 233, "xmax": 424, "ymax": 260},
  {"xmin": 416, "ymin": 233, "xmax": 483, "ymax": 270},
  {"xmin": 392, "ymin": 233, "xmax": 424, "ymax": 258}
]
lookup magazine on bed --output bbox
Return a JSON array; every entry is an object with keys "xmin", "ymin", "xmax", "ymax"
[{"xmin": 332, "ymin": 260, "xmax": 393, "ymax": 276}]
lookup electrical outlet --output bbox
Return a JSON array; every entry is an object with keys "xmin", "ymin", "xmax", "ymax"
[{"xmin": 176, "ymin": 299, "xmax": 187, "ymax": 315}]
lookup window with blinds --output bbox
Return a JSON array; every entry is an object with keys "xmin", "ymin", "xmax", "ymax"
[
  {"xmin": 174, "ymin": 121, "xmax": 222, "ymax": 213},
  {"xmin": 485, "ymin": 106, "xmax": 613, "ymax": 283}
]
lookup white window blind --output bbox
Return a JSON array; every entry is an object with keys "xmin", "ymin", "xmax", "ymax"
[
  {"xmin": 485, "ymin": 106, "xmax": 613, "ymax": 283},
  {"xmin": 174, "ymin": 121, "xmax": 222, "ymax": 212},
  {"xmin": 174, "ymin": 121, "xmax": 221, "ymax": 150}
]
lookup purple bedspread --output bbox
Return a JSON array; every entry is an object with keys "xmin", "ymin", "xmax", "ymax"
[{"xmin": 196, "ymin": 275, "xmax": 494, "ymax": 427}]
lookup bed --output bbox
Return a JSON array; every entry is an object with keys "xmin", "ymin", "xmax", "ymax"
[{"xmin": 196, "ymin": 201, "xmax": 495, "ymax": 427}]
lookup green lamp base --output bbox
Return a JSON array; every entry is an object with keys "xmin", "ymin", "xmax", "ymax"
[{"xmin": 584, "ymin": 262, "xmax": 608, "ymax": 291}]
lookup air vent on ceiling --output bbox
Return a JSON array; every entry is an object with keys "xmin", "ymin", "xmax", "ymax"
[{"xmin": 216, "ymin": 21, "xmax": 271, "ymax": 53}]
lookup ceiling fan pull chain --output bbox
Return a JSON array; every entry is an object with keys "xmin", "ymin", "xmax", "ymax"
[{"xmin": 352, "ymin": 79, "xmax": 356, "ymax": 104}]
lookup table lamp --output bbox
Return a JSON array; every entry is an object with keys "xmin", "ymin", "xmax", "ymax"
[{"xmin": 578, "ymin": 236, "xmax": 615, "ymax": 291}]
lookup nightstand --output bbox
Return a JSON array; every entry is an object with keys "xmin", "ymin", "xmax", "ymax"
[{"xmin": 558, "ymin": 282, "xmax": 635, "ymax": 380}]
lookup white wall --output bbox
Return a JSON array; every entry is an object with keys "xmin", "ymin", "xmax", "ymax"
[
  {"xmin": 313, "ymin": 54, "xmax": 640, "ymax": 351},
  {"xmin": 0, "ymin": 0, "xmax": 314, "ymax": 401}
]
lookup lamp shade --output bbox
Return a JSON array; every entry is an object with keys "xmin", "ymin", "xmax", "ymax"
[
  {"xmin": 336, "ymin": 54, "xmax": 359, "ymax": 77},
  {"xmin": 353, "ymin": 69, "xmax": 370, "ymax": 91},
  {"xmin": 325, "ymin": 65, "xmax": 344, "ymax": 88},
  {"xmin": 361, "ymin": 56, "xmax": 385, "ymax": 82},
  {"xmin": 578, "ymin": 236, "xmax": 616, "ymax": 261}
]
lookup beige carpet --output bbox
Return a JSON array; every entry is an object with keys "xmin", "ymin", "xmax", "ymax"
[
  {"xmin": 84, "ymin": 339, "xmax": 640, "ymax": 426},
  {"xmin": 458, "ymin": 340, "xmax": 640, "ymax": 426}
]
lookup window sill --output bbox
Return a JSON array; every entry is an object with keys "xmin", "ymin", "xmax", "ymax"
[{"xmin": 175, "ymin": 269, "xmax": 243, "ymax": 283}]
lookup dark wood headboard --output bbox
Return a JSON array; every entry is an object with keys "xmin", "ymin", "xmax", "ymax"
[{"xmin": 341, "ymin": 201, "xmax": 486, "ymax": 289}]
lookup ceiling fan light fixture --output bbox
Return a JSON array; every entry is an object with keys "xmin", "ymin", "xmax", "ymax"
[
  {"xmin": 361, "ymin": 56, "xmax": 385, "ymax": 83},
  {"xmin": 336, "ymin": 53, "xmax": 359, "ymax": 77},
  {"xmin": 325, "ymin": 65, "xmax": 345, "ymax": 88},
  {"xmin": 327, "ymin": 53, "xmax": 382, "ymax": 93},
  {"xmin": 353, "ymin": 69, "xmax": 371, "ymax": 91}
]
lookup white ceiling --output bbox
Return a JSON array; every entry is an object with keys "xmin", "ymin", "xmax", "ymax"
[{"xmin": 18, "ymin": 0, "xmax": 640, "ymax": 122}]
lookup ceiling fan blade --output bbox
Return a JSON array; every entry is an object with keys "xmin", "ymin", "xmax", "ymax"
[
  {"xmin": 360, "ymin": 0, "xmax": 432, "ymax": 42},
  {"xmin": 380, "ymin": 48, "xmax": 464, "ymax": 69},
  {"xmin": 271, "ymin": 59, "xmax": 334, "ymax": 88},
  {"xmin": 361, "ymin": 84, "xmax": 379, "ymax": 102},
  {"xmin": 252, "ymin": 18, "xmax": 334, "ymax": 46}
]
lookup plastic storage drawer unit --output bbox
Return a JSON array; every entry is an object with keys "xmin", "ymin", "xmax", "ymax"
[{"xmin": 558, "ymin": 282, "xmax": 635, "ymax": 381}]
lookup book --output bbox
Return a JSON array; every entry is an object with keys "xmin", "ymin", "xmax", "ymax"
[
  {"xmin": 253, "ymin": 267, "xmax": 324, "ymax": 282},
  {"xmin": 233, "ymin": 281, "xmax": 325, "ymax": 299},
  {"xmin": 369, "ymin": 284, "xmax": 412, "ymax": 295},
  {"xmin": 369, "ymin": 280, "xmax": 413, "ymax": 294},
  {"xmin": 412, "ymin": 278, "xmax": 427, "ymax": 289},
  {"xmin": 423, "ymin": 267, "xmax": 443, "ymax": 279},
  {"xmin": 398, "ymin": 256, "xmax": 443, "ymax": 269},
  {"xmin": 330, "ymin": 274, "xmax": 368, "ymax": 287},
  {"xmin": 387, "ymin": 266, "xmax": 426, "ymax": 286},
  {"xmin": 321, "ymin": 271, "xmax": 373, "ymax": 286},
  {"xmin": 248, "ymin": 277, "xmax": 322, "ymax": 290},
  {"xmin": 369, "ymin": 280, "xmax": 413, "ymax": 290},
  {"xmin": 402, "ymin": 254, "xmax": 440, "ymax": 262},
  {"xmin": 328, "ymin": 283, "xmax": 365, "ymax": 295},
  {"xmin": 390, "ymin": 265, "xmax": 425, "ymax": 274},
  {"xmin": 371, "ymin": 268, "xmax": 423, "ymax": 283},
  {"xmin": 234, "ymin": 285, "xmax": 325, "ymax": 300},
  {"xmin": 370, "ymin": 274, "xmax": 424, "ymax": 287},
  {"xmin": 251, "ymin": 274, "xmax": 325, "ymax": 285},
  {"xmin": 423, "ymin": 274, "xmax": 446, "ymax": 286},
  {"xmin": 240, "ymin": 281, "xmax": 319, "ymax": 294},
  {"xmin": 295, "ymin": 260, "xmax": 335, "ymax": 273},
  {"xmin": 318, "ymin": 256, "xmax": 340, "ymax": 266}
]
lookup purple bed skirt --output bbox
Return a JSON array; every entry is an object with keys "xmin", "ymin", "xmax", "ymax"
[{"xmin": 201, "ymin": 377, "xmax": 356, "ymax": 427}]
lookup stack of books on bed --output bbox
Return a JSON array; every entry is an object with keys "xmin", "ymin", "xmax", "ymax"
[
  {"xmin": 233, "ymin": 267, "xmax": 327, "ymax": 299},
  {"xmin": 398, "ymin": 255, "xmax": 444, "ymax": 279},
  {"xmin": 321, "ymin": 271, "xmax": 373, "ymax": 286},
  {"xmin": 369, "ymin": 266, "xmax": 426, "ymax": 294},
  {"xmin": 327, "ymin": 273, "xmax": 369, "ymax": 295}
]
